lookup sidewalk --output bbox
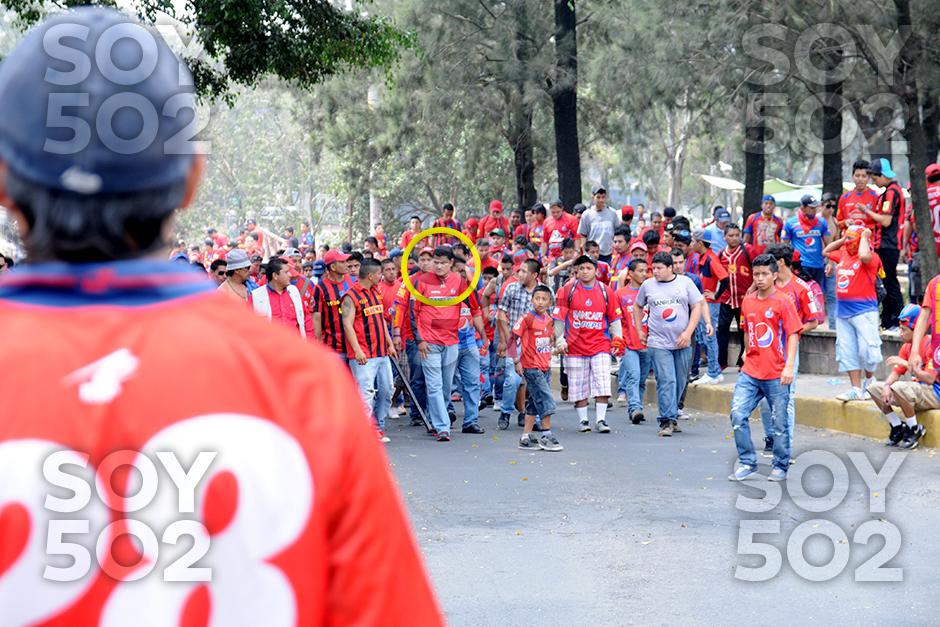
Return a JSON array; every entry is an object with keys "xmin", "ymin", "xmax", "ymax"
[{"xmin": 651, "ymin": 370, "xmax": 940, "ymax": 448}]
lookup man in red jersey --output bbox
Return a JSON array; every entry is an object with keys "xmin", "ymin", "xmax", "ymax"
[
  {"xmin": 410, "ymin": 246, "xmax": 484, "ymax": 441},
  {"xmin": 542, "ymin": 200, "xmax": 580, "ymax": 259},
  {"xmin": 311, "ymin": 249, "xmax": 352, "ymax": 354},
  {"xmin": 743, "ymin": 195, "xmax": 784, "ymax": 255},
  {"xmin": 394, "ymin": 250, "xmax": 433, "ymax": 427},
  {"xmin": 431, "ymin": 202, "xmax": 461, "ymax": 246},
  {"xmin": 0, "ymin": 8, "xmax": 441, "ymax": 625},
  {"xmin": 400, "ymin": 215, "xmax": 423, "ymax": 250},
  {"xmin": 378, "ymin": 257, "xmax": 400, "ymax": 325},
  {"xmin": 615, "ymin": 258, "xmax": 652, "ymax": 423},
  {"xmin": 727, "ymin": 254, "xmax": 802, "ymax": 482},
  {"xmin": 553, "ymin": 255, "xmax": 624, "ymax": 434},
  {"xmin": 837, "ymin": 159, "xmax": 881, "ymax": 241},
  {"xmin": 717, "ymin": 223, "xmax": 755, "ymax": 370},
  {"xmin": 342, "ymin": 259, "xmax": 398, "ymax": 443}
]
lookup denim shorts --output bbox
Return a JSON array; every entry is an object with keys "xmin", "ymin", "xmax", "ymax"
[{"xmin": 523, "ymin": 368, "xmax": 556, "ymax": 417}]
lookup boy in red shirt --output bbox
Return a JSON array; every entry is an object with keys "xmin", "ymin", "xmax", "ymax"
[
  {"xmin": 867, "ymin": 304, "xmax": 934, "ymax": 449},
  {"xmin": 542, "ymin": 200, "xmax": 580, "ymax": 259},
  {"xmin": 584, "ymin": 240, "xmax": 612, "ymax": 284},
  {"xmin": 512, "ymin": 285, "xmax": 563, "ymax": 451},
  {"xmin": 728, "ymin": 254, "xmax": 802, "ymax": 482},
  {"xmin": 837, "ymin": 159, "xmax": 881, "ymax": 242},
  {"xmin": 615, "ymin": 257, "xmax": 652, "ymax": 423},
  {"xmin": 718, "ymin": 223, "xmax": 755, "ymax": 369},
  {"xmin": 743, "ymin": 195, "xmax": 784, "ymax": 254}
]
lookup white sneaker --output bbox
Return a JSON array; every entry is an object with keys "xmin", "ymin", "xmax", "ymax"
[
  {"xmin": 692, "ymin": 373, "xmax": 724, "ymax": 386},
  {"xmin": 836, "ymin": 387, "xmax": 866, "ymax": 402},
  {"xmin": 616, "ymin": 393, "xmax": 627, "ymax": 406}
]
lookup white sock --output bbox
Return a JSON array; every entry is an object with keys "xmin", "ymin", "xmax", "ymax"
[
  {"xmin": 596, "ymin": 402, "xmax": 608, "ymax": 423},
  {"xmin": 885, "ymin": 412, "xmax": 901, "ymax": 427},
  {"xmin": 577, "ymin": 406, "xmax": 588, "ymax": 423},
  {"xmin": 904, "ymin": 416, "xmax": 918, "ymax": 428}
]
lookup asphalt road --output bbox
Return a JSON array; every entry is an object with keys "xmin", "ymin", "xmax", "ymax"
[{"xmin": 386, "ymin": 402, "xmax": 940, "ymax": 626}]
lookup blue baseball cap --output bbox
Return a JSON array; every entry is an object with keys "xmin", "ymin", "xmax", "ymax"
[
  {"xmin": 762, "ymin": 194, "xmax": 776, "ymax": 203},
  {"xmin": 0, "ymin": 7, "xmax": 196, "ymax": 194},
  {"xmin": 715, "ymin": 208, "xmax": 732, "ymax": 222},
  {"xmin": 312, "ymin": 260, "xmax": 326, "ymax": 276},
  {"xmin": 898, "ymin": 303, "xmax": 921, "ymax": 329},
  {"xmin": 800, "ymin": 194, "xmax": 819, "ymax": 207},
  {"xmin": 867, "ymin": 158, "xmax": 896, "ymax": 179}
]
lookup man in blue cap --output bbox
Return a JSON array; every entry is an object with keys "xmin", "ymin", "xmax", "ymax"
[
  {"xmin": 782, "ymin": 194, "xmax": 832, "ymax": 292},
  {"xmin": 704, "ymin": 206, "xmax": 732, "ymax": 253},
  {"xmin": 0, "ymin": 8, "xmax": 441, "ymax": 623},
  {"xmin": 867, "ymin": 158, "xmax": 905, "ymax": 329}
]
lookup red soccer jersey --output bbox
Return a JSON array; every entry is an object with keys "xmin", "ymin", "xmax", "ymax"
[
  {"xmin": 775, "ymin": 276, "xmax": 819, "ymax": 325},
  {"xmin": 743, "ymin": 213, "xmax": 784, "ymax": 255},
  {"xmin": 512, "ymin": 311, "xmax": 554, "ymax": 370},
  {"xmin": 543, "ymin": 213, "xmax": 579, "ymax": 258},
  {"xmin": 552, "ymin": 280, "xmax": 622, "ymax": 357},
  {"xmin": 400, "ymin": 230, "xmax": 420, "ymax": 250},
  {"xmin": 616, "ymin": 284, "xmax": 647, "ymax": 351},
  {"xmin": 894, "ymin": 336, "xmax": 935, "ymax": 376},
  {"xmin": 394, "ymin": 271, "xmax": 425, "ymax": 342},
  {"xmin": 311, "ymin": 276, "xmax": 347, "ymax": 353},
  {"xmin": 596, "ymin": 260, "xmax": 611, "ymax": 285},
  {"xmin": 718, "ymin": 244, "xmax": 754, "ymax": 309},
  {"xmin": 378, "ymin": 278, "xmax": 399, "ymax": 325},
  {"xmin": 477, "ymin": 214, "xmax": 510, "ymax": 240},
  {"xmin": 412, "ymin": 272, "xmax": 479, "ymax": 346},
  {"xmin": 513, "ymin": 224, "xmax": 529, "ymax": 240},
  {"xmin": 923, "ymin": 276, "xmax": 940, "ymax": 370},
  {"xmin": 740, "ymin": 290, "xmax": 803, "ymax": 380},
  {"xmin": 697, "ymin": 248, "xmax": 729, "ymax": 302},
  {"xmin": 828, "ymin": 249, "xmax": 882, "ymax": 317},
  {"xmin": 0, "ymin": 261, "xmax": 442, "ymax": 626},
  {"xmin": 344, "ymin": 283, "xmax": 390, "ymax": 359},
  {"xmin": 528, "ymin": 221, "xmax": 545, "ymax": 245},
  {"xmin": 837, "ymin": 187, "xmax": 881, "ymax": 247}
]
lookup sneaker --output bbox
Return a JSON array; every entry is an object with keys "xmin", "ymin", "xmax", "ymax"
[
  {"xmin": 899, "ymin": 424, "xmax": 926, "ymax": 449},
  {"xmin": 538, "ymin": 434, "xmax": 564, "ymax": 452},
  {"xmin": 560, "ymin": 386, "xmax": 568, "ymax": 401},
  {"xmin": 517, "ymin": 412, "xmax": 525, "ymax": 427},
  {"xmin": 671, "ymin": 420, "xmax": 682, "ymax": 433},
  {"xmin": 437, "ymin": 432, "xmax": 451, "ymax": 442},
  {"xmin": 448, "ymin": 411, "xmax": 457, "ymax": 425},
  {"xmin": 692, "ymin": 373, "xmax": 724, "ymax": 386},
  {"xmin": 578, "ymin": 420, "xmax": 591, "ymax": 433},
  {"xmin": 761, "ymin": 437, "xmax": 774, "ymax": 457},
  {"xmin": 836, "ymin": 387, "xmax": 865, "ymax": 401},
  {"xmin": 377, "ymin": 430, "xmax": 391, "ymax": 443},
  {"xmin": 728, "ymin": 465, "xmax": 758, "ymax": 481},
  {"xmin": 677, "ymin": 409, "xmax": 691, "ymax": 420},
  {"xmin": 658, "ymin": 423, "xmax": 674, "ymax": 437},
  {"xmin": 482, "ymin": 394, "xmax": 494, "ymax": 407},
  {"xmin": 426, "ymin": 429, "xmax": 438, "ymax": 437},
  {"xmin": 885, "ymin": 423, "xmax": 908, "ymax": 447},
  {"xmin": 595, "ymin": 420, "xmax": 611, "ymax": 433},
  {"xmin": 630, "ymin": 409, "xmax": 645, "ymax": 424},
  {"xmin": 451, "ymin": 393, "xmax": 461, "ymax": 402},
  {"xmin": 461, "ymin": 423, "xmax": 485, "ymax": 434},
  {"xmin": 518, "ymin": 434, "xmax": 540, "ymax": 450},
  {"xmin": 688, "ymin": 372, "xmax": 702, "ymax": 383},
  {"xmin": 768, "ymin": 468, "xmax": 787, "ymax": 482},
  {"xmin": 498, "ymin": 412, "xmax": 511, "ymax": 430},
  {"xmin": 616, "ymin": 393, "xmax": 627, "ymax": 406}
]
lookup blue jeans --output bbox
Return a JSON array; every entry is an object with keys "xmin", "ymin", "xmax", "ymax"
[
  {"xmin": 349, "ymin": 356, "xmax": 393, "ymax": 430},
  {"xmin": 649, "ymin": 346, "xmax": 692, "ymax": 426},
  {"xmin": 824, "ymin": 269, "xmax": 837, "ymax": 327},
  {"xmin": 423, "ymin": 343, "xmax": 458, "ymax": 434},
  {"xmin": 491, "ymin": 338, "xmax": 504, "ymax": 400},
  {"xmin": 731, "ymin": 373, "xmax": 791, "ymax": 471},
  {"xmin": 405, "ymin": 339, "xmax": 428, "ymax": 420},
  {"xmin": 759, "ymin": 351, "xmax": 799, "ymax": 447},
  {"xmin": 501, "ymin": 356, "xmax": 523, "ymax": 414},
  {"xmin": 453, "ymin": 346, "xmax": 481, "ymax": 428},
  {"xmin": 703, "ymin": 302, "xmax": 721, "ymax": 377},
  {"xmin": 619, "ymin": 348, "xmax": 651, "ymax": 413}
]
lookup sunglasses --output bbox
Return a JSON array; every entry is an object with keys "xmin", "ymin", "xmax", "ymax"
[
  {"xmin": 824, "ymin": 202, "xmax": 836, "ymax": 207},
  {"xmin": 215, "ymin": 271, "xmax": 226, "ymax": 276}
]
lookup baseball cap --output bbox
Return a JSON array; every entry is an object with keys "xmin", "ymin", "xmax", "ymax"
[
  {"xmin": 674, "ymin": 230, "xmax": 692, "ymax": 245},
  {"xmin": 284, "ymin": 247, "xmax": 301, "ymax": 257},
  {"xmin": 225, "ymin": 249, "xmax": 250, "ymax": 271},
  {"xmin": 692, "ymin": 228, "xmax": 709, "ymax": 242},
  {"xmin": 844, "ymin": 224, "xmax": 864, "ymax": 240},
  {"xmin": 591, "ymin": 185, "xmax": 607, "ymax": 196},
  {"xmin": 621, "ymin": 205, "xmax": 635, "ymax": 218},
  {"xmin": 821, "ymin": 191, "xmax": 838, "ymax": 203},
  {"xmin": 800, "ymin": 194, "xmax": 819, "ymax": 207},
  {"xmin": 715, "ymin": 208, "xmax": 732, "ymax": 223},
  {"xmin": 926, "ymin": 164, "xmax": 940, "ymax": 178},
  {"xmin": 761, "ymin": 194, "xmax": 776, "ymax": 203},
  {"xmin": 490, "ymin": 228, "xmax": 506, "ymax": 238},
  {"xmin": 867, "ymin": 158, "xmax": 896, "ymax": 178},
  {"xmin": 249, "ymin": 254, "xmax": 263, "ymax": 263},
  {"xmin": 419, "ymin": 246, "xmax": 435, "ymax": 256},
  {"xmin": 312, "ymin": 260, "xmax": 326, "ymax": 276},
  {"xmin": 0, "ymin": 8, "xmax": 196, "ymax": 194},
  {"xmin": 573, "ymin": 254, "xmax": 597, "ymax": 267},
  {"xmin": 898, "ymin": 303, "xmax": 921, "ymax": 329},
  {"xmin": 477, "ymin": 237, "xmax": 491, "ymax": 247},
  {"xmin": 489, "ymin": 200, "xmax": 503, "ymax": 212},
  {"xmin": 630, "ymin": 241, "xmax": 648, "ymax": 252},
  {"xmin": 322, "ymin": 250, "xmax": 350, "ymax": 266}
]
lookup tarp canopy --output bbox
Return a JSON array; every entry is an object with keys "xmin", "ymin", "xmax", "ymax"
[
  {"xmin": 770, "ymin": 185, "xmax": 822, "ymax": 209},
  {"xmin": 699, "ymin": 174, "xmax": 744, "ymax": 191},
  {"xmin": 763, "ymin": 178, "xmax": 803, "ymax": 194}
]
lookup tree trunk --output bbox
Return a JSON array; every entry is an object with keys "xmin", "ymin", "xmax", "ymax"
[
  {"xmin": 855, "ymin": 105, "xmax": 895, "ymax": 164},
  {"xmin": 894, "ymin": 0, "xmax": 938, "ymax": 281},
  {"xmin": 821, "ymin": 78, "xmax": 843, "ymax": 200},
  {"xmin": 368, "ymin": 168, "xmax": 382, "ymax": 233},
  {"xmin": 510, "ymin": 98, "xmax": 537, "ymax": 211},
  {"xmin": 552, "ymin": 0, "xmax": 581, "ymax": 211},
  {"xmin": 743, "ymin": 83, "xmax": 766, "ymax": 222},
  {"xmin": 346, "ymin": 195, "xmax": 354, "ymax": 244},
  {"xmin": 922, "ymin": 91, "xmax": 940, "ymax": 164}
]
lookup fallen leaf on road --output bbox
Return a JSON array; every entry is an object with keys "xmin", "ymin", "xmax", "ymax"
[
  {"xmin": 515, "ymin": 531, "xmax": 523, "ymax": 536},
  {"xmin": 680, "ymin": 523, "xmax": 687, "ymax": 528},
  {"xmin": 873, "ymin": 492, "xmax": 881, "ymax": 498},
  {"xmin": 641, "ymin": 540, "xmax": 652, "ymax": 545},
  {"xmin": 521, "ymin": 477, "xmax": 529, "ymax": 481},
  {"xmin": 509, "ymin": 460, "xmax": 518, "ymax": 465}
]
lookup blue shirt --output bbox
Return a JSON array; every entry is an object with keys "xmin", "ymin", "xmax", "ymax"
[
  {"xmin": 783, "ymin": 215, "xmax": 829, "ymax": 268},
  {"xmin": 704, "ymin": 224, "xmax": 727, "ymax": 253}
]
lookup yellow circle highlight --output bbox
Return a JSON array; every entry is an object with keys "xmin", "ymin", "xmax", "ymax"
[{"xmin": 400, "ymin": 227, "xmax": 482, "ymax": 307}]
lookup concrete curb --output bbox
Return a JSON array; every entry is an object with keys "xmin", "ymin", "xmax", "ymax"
[{"xmin": 649, "ymin": 380, "xmax": 940, "ymax": 448}]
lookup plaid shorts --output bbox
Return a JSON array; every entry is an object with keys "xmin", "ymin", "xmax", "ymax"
[{"xmin": 564, "ymin": 353, "xmax": 611, "ymax": 400}]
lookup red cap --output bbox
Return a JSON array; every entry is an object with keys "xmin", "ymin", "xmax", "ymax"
[
  {"xmin": 621, "ymin": 205, "xmax": 635, "ymax": 219},
  {"xmin": 489, "ymin": 200, "xmax": 503, "ymax": 213},
  {"xmin": 630, "ymin": 241, "xmax": 648, "ymax": 252},
  {"xmin": 323, "ymin": 250, "xmax": 350, "ymax": 266},
  {"xmin": 465, "ymin": 217, "xmax": 479, "ymax": 229},
  {"xmin": 926, "ymin": 164, "xmax": 940, "ymax": 178},
  {"xmin": 419, "ymin": 246, "xmax": 435, "ymax": 256}
]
